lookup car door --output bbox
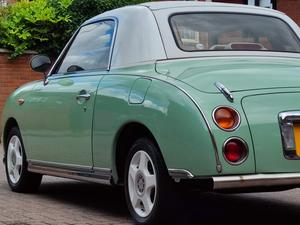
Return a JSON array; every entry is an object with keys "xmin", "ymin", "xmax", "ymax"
[{"xmin": 24, "ymin": 20, "xmax": 116, "ymax": 167}]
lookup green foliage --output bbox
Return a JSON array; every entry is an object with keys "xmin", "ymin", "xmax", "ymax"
[
  {"xmin": 0, "ymin": 0, "xmax": 72, "ymax": 58},
  {"xmin": 0, "ymin": 0, "xmax": 150, "ymax": 59},
  {"xmin": 67, "ymin": 0, "xmax": 150, "ymax": 34},
  {"xmin": 68, "ymin": 0, "xmax": 150, "ymax": 27},
  {"xmin": 0, "ymin": 6, "xmax": 8, "ymax": 42}
]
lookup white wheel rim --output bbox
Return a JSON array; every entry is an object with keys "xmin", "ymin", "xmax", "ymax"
[
  {"xmin": 128, "ymin": 150, "xmax": 157, "ymax": 218},
  {"xmin": 7, "ymin": 135, "xmax": 23, "ymax": 184}
]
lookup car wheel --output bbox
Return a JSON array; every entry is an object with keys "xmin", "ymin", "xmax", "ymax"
[
  {"xmin": 125, "ymin": 138, "xmax": 174, "ymax": 225},
  {"xmin": 5, "ymin": 127, "xmax": 42, "ymax": 193}
]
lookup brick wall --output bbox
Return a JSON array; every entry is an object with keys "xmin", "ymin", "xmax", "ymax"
[
  {"xmin": 277, "ymin": 0, "xmax": 300, "ymax": 25},
  {"xmin": 0, "ymin": 50, "xmax": 42, "ymax": 126}
]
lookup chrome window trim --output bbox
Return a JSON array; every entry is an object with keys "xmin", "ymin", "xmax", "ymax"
[
  {"xmin": 212, "ymin": 106, "xmax": 241, "ymax": 132},
  {"xmin": 47, "ymin": 16, "xmax": 118, "ymax": 78},
  {"xmin": 28, "ymin": 160, "xmax": 112, "ymax": 185},
  {"xmin": 106, "ymin": 17, "xmax": 118, "ymax": 71},
  {"xmin": 222, "ymin": 137, "xmax": 249, "ymax": 166}
]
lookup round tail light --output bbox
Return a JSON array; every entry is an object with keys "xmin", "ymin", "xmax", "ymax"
[
  {"xmin": 223, "ymin": 138, "xmax": 248, "ymax": 165},
  {"xmin": 213, "ymin": 107, "xmax": 240, "ymax": 131}
]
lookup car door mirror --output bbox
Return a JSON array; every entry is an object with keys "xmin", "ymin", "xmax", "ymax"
[{"xmin": 30, "ymin": 55, "xmax": 52, "ymax": 74}]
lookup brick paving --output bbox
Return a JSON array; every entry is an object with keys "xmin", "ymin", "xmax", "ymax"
[
  {"xmin": 2, "ymin": 143, "xmax": 300, "ymax": 225},
  {"xmin": 0, "ymin": 144, "xmax": 132, "ymax": 225}
]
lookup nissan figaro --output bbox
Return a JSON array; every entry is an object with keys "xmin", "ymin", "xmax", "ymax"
[{"xmin": 2, "ymin": 2, "xmax": 300, "ymax": 224}]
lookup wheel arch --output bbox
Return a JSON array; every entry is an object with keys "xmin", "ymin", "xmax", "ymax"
[
  {"xmin": 3, "ymin": 117, "xmax": 19, "ymax": 152},
  {"xmin": 113, "ymin": 121, "xmax": 166, "ymax": 185}
]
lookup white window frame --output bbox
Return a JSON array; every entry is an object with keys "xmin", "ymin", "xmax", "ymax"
[
  {"xmin": 248, "ymin": 0, "xmax": 274, "ymax": 8},
  {"xmin": 0, "ymin": 0, "xmax": 7, "ymax": 7}
]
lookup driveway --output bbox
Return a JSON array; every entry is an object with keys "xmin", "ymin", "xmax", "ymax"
[
  {"xmin": 0, "ymin": 144, "xmax": 132, "ymax": 225},
  {"xmin": 0, "ymin": 143, "xmax": 300, "ymax": 225}
]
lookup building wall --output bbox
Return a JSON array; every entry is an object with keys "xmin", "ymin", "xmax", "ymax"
[
  {"xmin": 212, "ymin": 0, "xmax": 300, "ymax": 25},
  {"xmin": 1, "ymin": 0, "xmax": 15, "ymax": 6},
  {"xmin": 0, "ymin": 51, "xmax": 41, "ymax": 127},
  {"xmin": 277, "ymin": 0, "xmax": 300, "ymax": 25}
]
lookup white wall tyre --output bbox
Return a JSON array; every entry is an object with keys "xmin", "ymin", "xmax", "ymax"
[
  {"xmin": 5, "ymin": 127, "xmax": 42, "ymax": 193},
  {"xmin": 125, "ymin": 138, "xmax": 175, "ymax": 225}
]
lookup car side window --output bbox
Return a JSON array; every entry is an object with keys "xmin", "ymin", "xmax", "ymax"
[{"xmin": 57, "ymin": 20, "xmax": 115, "ymax": 74}]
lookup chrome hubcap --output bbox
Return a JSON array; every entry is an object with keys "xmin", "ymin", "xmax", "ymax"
[
  {"xmin": 136, "ymin": 172, "xmax": 146, "ymax": 195},
  {"xmin": 7, "ymin": 136, "xmax": 23, "ymax": 184},
  {"xmin": 128, "ymin": 151, "xmax": 157, "ymax": 217}
]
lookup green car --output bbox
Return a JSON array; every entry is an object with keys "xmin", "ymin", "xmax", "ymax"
[{"xmin": 2, "ymin": 1, "xmax": 300, "ymax": 224}]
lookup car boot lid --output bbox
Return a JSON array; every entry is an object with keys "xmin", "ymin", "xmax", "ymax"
[{"xmin": 155, "ymin": 56, "xmax": 300, "ymax": 93}]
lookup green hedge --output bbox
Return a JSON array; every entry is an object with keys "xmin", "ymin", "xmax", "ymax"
[{"xmin": 0, "ymin": 0, "xmax": 150, "ymax": 58}]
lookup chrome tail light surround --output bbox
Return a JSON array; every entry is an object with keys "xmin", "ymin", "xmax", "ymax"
[
  {"xmin": 278, "ymin": 111, "xmax": 300, "ymax": 159},
  {"xmin": 222, "ymin": 137, "xmax": 249, "ymax": 165}
]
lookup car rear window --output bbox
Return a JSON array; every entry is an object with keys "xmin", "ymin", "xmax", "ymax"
[{"xmin": 170, "ymin": 13, "xmax": 300, "ymax": 53}]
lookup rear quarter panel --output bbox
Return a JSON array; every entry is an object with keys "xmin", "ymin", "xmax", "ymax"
[{"xmin": 92, "ymin": 73, "xmax": 219, "ymax": 180}]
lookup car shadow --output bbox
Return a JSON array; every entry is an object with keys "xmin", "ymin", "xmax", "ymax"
[
  {"xmin": 177, "ymin": 191, "xmax": 300, "ymax": 225},
  {"xmin": 38, "ymin": 178, "xmax": 300, "ymax": 225},
  {"xmin": 38, "ymin": 178, "xmax": 129, "ymax": 217}
]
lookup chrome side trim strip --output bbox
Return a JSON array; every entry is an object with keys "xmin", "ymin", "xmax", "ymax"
[
  {"xmin": 28, "ymin": 160, "xmax": 112, "ymax": 185},
  {"xmin": 168, "ymin": 169, "xmax": 194, "ymax": 180},
  {"xmin": 214, "ymin": 82, "xmax": 234, "ymax": 102},
  {"xmin": 172, "ymin": 83, "xmax": 222, "ymax": 173},
  {"xmin": 93, "ymin": 167, "xmax": 112, "ymax": 178},
  {"xmin": 28, "ymin": 160, "xmax": 91, "ymax": 171},
  {"xmin": 213, "ymin": 173, "xmax": 300, "ymax": 190}
]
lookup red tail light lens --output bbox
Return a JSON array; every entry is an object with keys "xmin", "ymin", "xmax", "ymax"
[{"xmin": 223, "ymin": 138, "xmax": 248, "ymax": 165}]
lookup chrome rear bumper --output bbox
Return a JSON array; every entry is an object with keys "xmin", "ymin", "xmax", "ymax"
[
  {"xmin": 213, "ymin": 173, "xmax": 300, "ymax": 190},
  {"xmin": 169, "ymin": 169, "xmax": 300, "ymax": 190}
]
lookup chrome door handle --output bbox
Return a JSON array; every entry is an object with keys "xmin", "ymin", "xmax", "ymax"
[{"xmin": 76, "ymin": 92, "xmax": 91, "ymax": 101}]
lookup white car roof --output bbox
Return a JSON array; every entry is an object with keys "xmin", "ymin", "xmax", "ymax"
[
  {"xmin": 80, "ymin": 1, "xmax": 299, "ymax": 68},
  {"xmin": 141, "ymin": 1, "xmax": 284, "ymax": 15}
]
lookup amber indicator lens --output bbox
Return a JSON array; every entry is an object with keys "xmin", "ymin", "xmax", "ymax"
[
  {"xmin": 214, "ymin": 107, "xmax": 240, "ymax": 130},
  {"xmin": 224, "ymin": 138, "xmax": 248, "ymax": 164}
]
